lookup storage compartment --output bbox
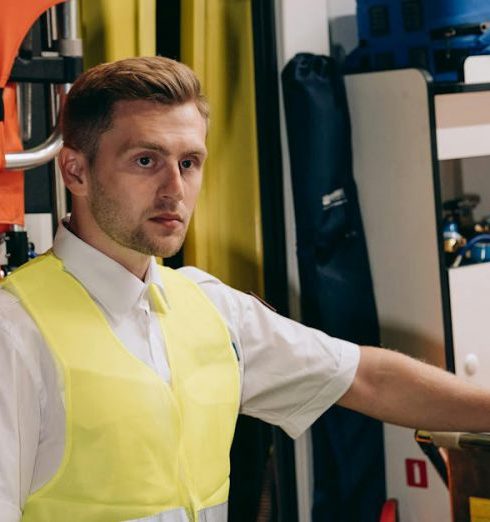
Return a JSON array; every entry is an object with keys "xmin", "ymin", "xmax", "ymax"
[{"xmin": 346, "ymin": 68, "xmax": 490, "ymax": 521}]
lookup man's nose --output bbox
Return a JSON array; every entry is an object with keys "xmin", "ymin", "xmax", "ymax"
[{"xmin": 157, "ymin": 163, "xmax": 184, "ymax": 201}]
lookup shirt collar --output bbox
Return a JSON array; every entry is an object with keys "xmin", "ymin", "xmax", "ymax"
[{"xmin": 52, "ymin": 220, "xmax": 169, "ymax": 317}]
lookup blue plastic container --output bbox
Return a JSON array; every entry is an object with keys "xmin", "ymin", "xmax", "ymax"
[
  {"xmin": 426, "ymin": 0, "xmax": 490, "ymax": 30},
  {"xmin": 346, "ymin": 0, "xmax": 490, "ymax": 82},
  {"xmin": 469, "ymin": 240, "xmax": 490, "ymax": 264}
]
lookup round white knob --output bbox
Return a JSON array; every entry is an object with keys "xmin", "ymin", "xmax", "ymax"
[{"xmin": 464, "ymin": 354, "xmax": 479, "ymax": 376}]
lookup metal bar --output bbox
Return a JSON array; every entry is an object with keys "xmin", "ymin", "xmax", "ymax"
[
  {"xmin": 21, "ymin": 83, "xmax": 33, "ymax": 142},
  {"xmin": 4, "ymin": 125, "xmax": 63, "ymax": 170},
  {"xmin": 60, "ymin": 0, "xmax": 82, "ymax": 57},
  {"xmin": 61, "ymin": 0, "xmax": 78, "ymax": 39},
  {"xmin": 459, "ymin": 433, "xmax": 490, "ymax": 450},
  {"xmin": 416, "ymin": 430, "xmax": 490, "ymax": 450},
  {"xmin": 5, "ymin": 83, "xmax": 69, "ymax": 170}
]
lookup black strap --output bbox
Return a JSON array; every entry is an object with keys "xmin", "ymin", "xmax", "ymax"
[{"xmin": 0, "ymin": 88, "xmax": 4, "ymax": 122}]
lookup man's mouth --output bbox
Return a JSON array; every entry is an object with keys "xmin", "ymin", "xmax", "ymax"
[{"xmin": 148, "ymin": 213, "xmax": 184, "ymax": 229}]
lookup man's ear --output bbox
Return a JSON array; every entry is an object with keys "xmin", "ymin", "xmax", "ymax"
[{"xmin": 58, "ymin": 146, "xmax": 90, "ymax": 197}]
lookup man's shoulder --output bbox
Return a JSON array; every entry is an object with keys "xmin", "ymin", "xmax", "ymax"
[
  {"xmin": 175, "ymin": 266, "xmax": 240, "ymax": 309},
  {"xmin": 176, "ymin": 266, "xmax": 242, "ymax": 331},
  {"xmin": 176, "ymin": 266, "xmax": 222, "ymax": 287}
]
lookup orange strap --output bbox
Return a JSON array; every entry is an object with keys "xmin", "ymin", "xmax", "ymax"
[{"xmin": 0, "ymin": 84, "xmax": 24, "ymax": 227}]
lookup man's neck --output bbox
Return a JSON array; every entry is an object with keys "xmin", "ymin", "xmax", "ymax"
[{"xmin": 66, "ymin": 215, "xmax": 151, "ymax": 281}]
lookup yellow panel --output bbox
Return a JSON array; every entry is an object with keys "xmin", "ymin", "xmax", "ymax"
[
  {"xmin": 136, "ymin": 0, "xmax": 157, "ymax": 56},
  {"xmin": 80, "ymin": 0, "xmax": 155, "ymax": 67},
  {"xmin": 181, "ymin": 0, "xmax": 264, "ymax": 295},
  {"xmin": 471, "ymin": 497, "xmax": 490, "ymax": 522}
]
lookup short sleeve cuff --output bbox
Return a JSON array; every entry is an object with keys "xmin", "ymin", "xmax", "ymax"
[{"xmin": 279, "ymin": 340, "xmax": 360, "ymax": 439}]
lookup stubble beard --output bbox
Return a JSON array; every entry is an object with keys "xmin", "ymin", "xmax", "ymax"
[{"xmin": 89, "ymin": 177, "xmax": 185, "ymax": 258}]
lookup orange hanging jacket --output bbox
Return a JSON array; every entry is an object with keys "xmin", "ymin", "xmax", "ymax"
[{"xmin": 0, "ymin": 0, "xmax": 65, "ymax": 232}]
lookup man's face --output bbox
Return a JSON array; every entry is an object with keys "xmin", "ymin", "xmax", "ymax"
[{"xmin": 86, "ymin": 99, "xmax": 207, "ymax": 258}]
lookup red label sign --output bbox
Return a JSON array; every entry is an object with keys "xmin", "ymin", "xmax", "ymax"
[{"xmin": 405, "ymin": 459, "xmax": 428, "ymax": 488}]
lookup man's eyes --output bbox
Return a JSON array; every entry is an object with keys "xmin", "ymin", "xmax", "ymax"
[
  {"xmin": 134, "ymin": 155, "xmax": 200, "ymax": 170},
  {"xmin": 180, "ymin": 159, "xmax": 193, "ymax": 170},
  {"xmin": 136, "ymin": 156, "xmax": 154, "ymax": 168}
]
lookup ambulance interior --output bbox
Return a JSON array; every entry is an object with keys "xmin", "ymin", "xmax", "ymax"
[{"xmin": 3, "ymin": 1, "xmax": 490, "ymax": 522}]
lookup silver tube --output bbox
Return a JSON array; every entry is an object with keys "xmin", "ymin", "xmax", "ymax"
[
  {"xmin": 459, "ymin": 432, "xmax": 490, "ymax": 450},
  {"xmin": 21, "ymin": 83, "xmax": 33, "ymax": 142},
  {"xmin": 16, "ymin": 84, "xmax": 23, "ymax": 138},
  {"xmin": 62, "ymin": 0, "xmax": 78, "ymax": 39},
  {"xmin": 417, "ymin": 430, "xmax": 490, "ymax": 450},
  {"xmin": 49, "ymin": 5, "xmax": 58, "ymax": 45},
  {"xmin": 4, "ymin": 127, "xmax": 63, "ymax": 170},
  {"xmin": 45, "ymin": 7, "xmax": 53, "ymax": 49},
  {"xmin": 60, "ymin": 0, "xmax": 82, "ymax": 56}
]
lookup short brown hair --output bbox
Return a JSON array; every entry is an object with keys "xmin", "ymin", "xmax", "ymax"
[{"xmin": 61, "ymin": 56, "xmax": 209, "ymax": 165}]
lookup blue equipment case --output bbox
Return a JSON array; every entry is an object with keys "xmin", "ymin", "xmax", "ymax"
[
  {"xmin": 346, "ymin": 0, "xmax": 490, "ymax": 82},
  {"xmin": 282, "ymin": 54, "xmax": 385, "ymax": 522}
]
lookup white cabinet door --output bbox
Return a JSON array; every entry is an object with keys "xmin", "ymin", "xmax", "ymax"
[{"xmin": 449, "ymin": 263, "xmax": 490, "ymax": 388}]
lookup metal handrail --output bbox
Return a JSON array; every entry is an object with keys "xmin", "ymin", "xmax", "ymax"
[
  {"xmin": 416, "ymin": 430, "xmax": 490, "ymax": 450},
  {"xmin": 5, "ymin": 125, "xmax": 63, "ymax": 170},
  {"xmin": 4, "ymin": 81, "xmax": 70, "ymax": 171}
]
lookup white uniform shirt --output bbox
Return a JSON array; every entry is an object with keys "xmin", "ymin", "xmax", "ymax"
[{"xmin": 0, "ymin": 223, "xmax": 360, "ymax": 521}]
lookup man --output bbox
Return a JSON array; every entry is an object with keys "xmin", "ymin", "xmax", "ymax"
[{"xmin": 0, "ymin": 56, "xmax": 489, "ymax": 522}]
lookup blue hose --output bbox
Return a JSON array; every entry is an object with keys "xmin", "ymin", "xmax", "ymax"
[{"xmin": 452, "ymin": 234, "xmax": 490, "ymax": 267}]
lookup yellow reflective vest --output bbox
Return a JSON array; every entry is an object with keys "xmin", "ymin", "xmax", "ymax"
[{"xmin": 2, "ymin": 252, "xmax": 240, "ymax": 522}]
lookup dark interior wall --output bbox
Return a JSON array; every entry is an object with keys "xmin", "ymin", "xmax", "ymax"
[{"xmin": 251, "ymin": 1, "xmax": 298, "ymax": 521}]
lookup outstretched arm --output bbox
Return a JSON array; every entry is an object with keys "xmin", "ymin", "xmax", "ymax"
[{"xmin": 337, "ymin": 346, "xmax": 490, "ymax": 432}]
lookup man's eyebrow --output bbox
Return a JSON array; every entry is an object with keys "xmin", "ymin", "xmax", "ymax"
[
  {"xmin": 123, "ymin": 141, "xmax": 207, "ymax": 158},
  {"xmin": 122, "ymin": 141, "xmax": 169, "ymax": 155}
]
